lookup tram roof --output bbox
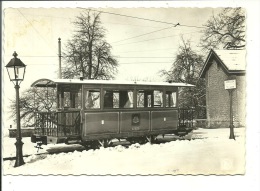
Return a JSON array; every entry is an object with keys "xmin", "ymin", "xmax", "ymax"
[{"xmin": 31, "ymin": 78, "xmax": 194, "ymax": 88}]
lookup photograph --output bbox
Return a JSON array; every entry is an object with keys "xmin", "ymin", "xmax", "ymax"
[{"xmin": 1, "ymin": 0, "xmax": 260, "ymax": 190}]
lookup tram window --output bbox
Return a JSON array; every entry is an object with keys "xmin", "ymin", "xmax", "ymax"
[
  {"xmin": 137, "ymin": 90, "xmax": 163, "ymax": 108},
  {"xmin": 64, "ymin": 92, "xmax": 70, "ymax": 107},
  {"xmin": 137, "ymin": 90, "xmax": 151, "ymax": 108},
  {"xmin": 153, "ymin": 90, "xmax": 163, "ymax": 107},
  {"xmin": 166, "ymin": 91, "xmax": 177, "ymax": 107},
  {"xmin": 84, "ymin": 89, "xmax": 100, "ymax": 109},
  {"xmin": 75, "ymin": 91, "xmax": 82, "ymax": 109},
  {"xmin": 137, "ymin": 91, "xmax": 145, "ymax": 108},
  {"xmin": 121, "ymin": 90, "xmax": 133, "ymax": 108},
  {"xmin": 104, "ymin": 90, "xmax": 133, "ymax": 109}
]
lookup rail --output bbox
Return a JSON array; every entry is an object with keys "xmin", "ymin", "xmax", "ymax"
[{"xmin": 34, "ymin": 110, "xmax": 81, "ymax": 137}]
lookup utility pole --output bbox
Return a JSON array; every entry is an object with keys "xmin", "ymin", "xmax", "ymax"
[{"xmin": 58, "ymin": 38, "xmax": 61, "ymax": 79}]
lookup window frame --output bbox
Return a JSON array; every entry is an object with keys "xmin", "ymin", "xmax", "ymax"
[
  {"xmin": 165, "ymin": 90, "xmax": 177, "ymax": 108},
  {"xmin": 136, "ymin": 88, "xmax": 164, "ymax": 108},
  {"xmin": 83, "ymin": 88, "xmax": 101, "ymax": 110},
  {"xmin": 165, "ymin": 87, "xmax": 178, "ymax": 108},
  {"xmin": 103, "ymin": 88, "xmax": 135, "ymax": 110}
]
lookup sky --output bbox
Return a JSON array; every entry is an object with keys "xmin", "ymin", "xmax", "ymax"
[
  {"xmin": 1, "ymin": 1, "xmax": 260, "ymax": 191},
  {"xmin": 2, "ymin": 4, "xmax": 223, "ymax": 127},
  {"xmin": 3, "ymin": 7, "xmax": 221, "ymax": 85}
]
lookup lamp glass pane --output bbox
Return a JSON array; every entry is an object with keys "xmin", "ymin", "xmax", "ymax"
[
  {"xmin": 6, "ymin": 67, "xmax": 16, "ymax": 80},
  {"xmin": 14, "ymin": 66, "xmax": 25, "ymax": 80},
  {"xmin": 6, "ymin": 66, "xmax": 25, "ymax": 81}
]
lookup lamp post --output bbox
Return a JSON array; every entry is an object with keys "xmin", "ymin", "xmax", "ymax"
[
  {"xmin": 224, "ymin": 77, "xmax": 236, "ymax": 140},
  {"xmin": 5, "ymin": 51, "xmax": 26, "ymax": 167}
]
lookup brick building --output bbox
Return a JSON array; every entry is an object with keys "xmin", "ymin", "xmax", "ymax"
[{"xmin": 199, "ymin": 49, "xmax": 246, "ymax": 128}]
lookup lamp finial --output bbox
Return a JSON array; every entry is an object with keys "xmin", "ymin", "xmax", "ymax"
[{"xmin": 13, "ymin": 51, "xmax": 18, "ymax": 58}]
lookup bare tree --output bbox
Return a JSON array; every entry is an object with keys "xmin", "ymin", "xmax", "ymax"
[
  {"xmin": 160, "ymin": 38, "xmax": 206, "ymax": 118},
  {"xmin": 9, "ymin": 87, "xmax": 57, "ymax": 127},
  {"xmin": 200, "ymin": 8, "xmax": 246, "ymax": 51},
  {"xmin": 62, "ymin": 10, "xmax": 118, "ymax": 79}
]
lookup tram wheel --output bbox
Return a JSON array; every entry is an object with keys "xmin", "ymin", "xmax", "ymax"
[
  {"xmin": 146, "ymin": 135, "xmax": 157, "ymax": 144},
  {"xmin": 127, "ymin": 137, "xmax": 148, "ymax": 145},
  {"xmin": 138, "ymin": 137, "xmax": 148, "ymax": 144},
  {"xmin": 98, "ymin": 139, "xmax": 112, "ymax": 148}
]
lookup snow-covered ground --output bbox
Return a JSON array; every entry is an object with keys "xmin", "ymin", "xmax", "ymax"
[{"xmin": 3, "ymin": 128, "xmax": 245, "ymax": 175}]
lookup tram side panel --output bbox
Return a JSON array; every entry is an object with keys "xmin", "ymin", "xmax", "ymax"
[
  {"xmin": 82, "ymin": 112, "xmax": 119, "ymax": 139},
  {"xmin": 151, "ymin": 110, "xmax": 178, "ymax": 132},
  {"xmin": 120, "ymin": 111, "xmax": 150, "ymax": 135}
]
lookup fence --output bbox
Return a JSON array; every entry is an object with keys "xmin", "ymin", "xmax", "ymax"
[
  {"xmin": 34, "ymin": 110, "xmax": 81, "ymax": 137},
  {"xmin": 178, "ymin": 108, "xmax": 195, "ymax": 128}
]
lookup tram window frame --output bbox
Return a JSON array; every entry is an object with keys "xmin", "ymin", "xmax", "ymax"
[
  {"xmin": 166, "ymin": 91, "xmax": 177, "ymax": 108},
  {"xmin": 63, "ymin": 92, "xmax": 71, "ymax": 108},
  {"xmin": 137, "ymin": 90, "xmax": 163, "ymax": 108},
  {"xmin": 153, "ymin": 90, "xmax": 164, "ymax": 107},
  {"xmin": 73, "ymin": 91, "xmax": 82, "ymax": 109},
  {"xmin": 84, "ymin": 89, "xmax": 101, "ymax": 110},
  {"xmin": 103, "ymin": 89, "xmax": 134, "ymax": 109}
]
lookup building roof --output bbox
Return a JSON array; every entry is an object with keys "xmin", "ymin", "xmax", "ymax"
[
  {"xmin": 31, "ymin": 78, "xmax": 194, "ymax": 88},
  {"xmin": 199, "ymin": 49, "xmax": 246, "ymax": 78}
]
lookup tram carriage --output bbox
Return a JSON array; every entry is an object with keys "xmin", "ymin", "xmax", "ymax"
[{"xmin": 31, "ymin": 78, "xmax": 194, "ymax": 148}]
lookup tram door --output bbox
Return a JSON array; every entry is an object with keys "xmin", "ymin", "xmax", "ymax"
[{"xmin": 56, "ymin": 85, "xmax": 82, "ymax": 136}]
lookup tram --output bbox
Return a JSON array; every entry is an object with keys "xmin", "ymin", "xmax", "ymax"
[{"xmin": 30, "ymin": 78, "xmax": 194, "ymax": 148}]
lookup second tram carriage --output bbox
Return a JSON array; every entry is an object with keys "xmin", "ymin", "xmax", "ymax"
[{"xmin": 31, "ymin": 79, "xmax": 194, "ymax": 148}]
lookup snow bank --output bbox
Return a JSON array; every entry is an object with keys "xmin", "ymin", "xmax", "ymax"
[{"xmin": 3, "ymin": 128, "xmax": 245, "ymax": 175}]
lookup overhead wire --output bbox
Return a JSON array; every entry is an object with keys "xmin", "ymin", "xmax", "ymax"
[
  {"xmin": 13, "ymin": 8, "xmax": 205, "ymax": 68},
  {"xmin": 16, "ymin": 8, "xmax": 204, "ymax": 54},
  {"xmin": 30, "ymin": 62, "xmax": 173, "ymax": 65},
  {"xmin": 117, "ymin": 47, "xmax": 178, "ymax": 53},
  {"xmin": 20, "ymin": 56, "xmax": 174, "ymax": 59},
  {"xmin": 14, "ymin": 8, "xmax": 207, "ymax": 29},
  {"xmin": 111, "ymin": 24, "xmax": 179, "ymax": 44},
  {"xmin": 80, "ymin": 8, "xmax": 207, "ymax": 29},
  {"xmin": 10, "ymin": 10, "xmax": 180, "ymax": 29},
  {"xmin": 113, "ymin": 30, "xmax": 202, "ymax": 47}
]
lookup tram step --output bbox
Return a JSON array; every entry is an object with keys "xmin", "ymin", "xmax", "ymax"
[{"xmin": 65, "ymin": 136, "xmax": 81, "ymax": 144}]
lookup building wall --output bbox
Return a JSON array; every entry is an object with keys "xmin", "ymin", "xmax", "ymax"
[{"xmin": 205, "ymin": 59, "xmax": 246, "ymax": 128}]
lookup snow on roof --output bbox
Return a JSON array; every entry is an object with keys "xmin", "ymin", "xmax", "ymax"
[
  {"xmin": 31, "ymin": 78, "xmax": 194, "ymax": 88},
  {"xmin": 214, "ymin": 49, "xmax": 246, "ymax": 71},
  {"xmin": 200, "ymin": 49, "xmax": 246, "ymax": 78}
]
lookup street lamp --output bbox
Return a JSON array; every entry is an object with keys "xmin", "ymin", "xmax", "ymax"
[{"xmin": 5, "ymin": 51, "xmax": 26, "ymax": 167}]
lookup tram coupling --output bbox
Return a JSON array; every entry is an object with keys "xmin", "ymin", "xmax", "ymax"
[{"xmin": 34, "ymin": 141, "xmax": 43, "ymax": 152}]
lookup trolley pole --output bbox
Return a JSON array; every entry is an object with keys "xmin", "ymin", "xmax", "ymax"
[{"xmin": 58, "ymin": 37, "xmax": 61, "ymax": 79}]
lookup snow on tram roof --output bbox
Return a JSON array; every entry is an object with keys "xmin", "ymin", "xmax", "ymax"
[{"xmin": 31, "ymin": 78, "xmax": 194, "ymax": 87}]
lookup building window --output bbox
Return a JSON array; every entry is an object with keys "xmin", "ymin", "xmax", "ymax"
[
  {"xmin": 84, "ymin": 89, "xmax": 100, "ymax": 109},
  {"xmin": 217, "ymin": 62, "xmax": 221, "ymax": 70}
]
